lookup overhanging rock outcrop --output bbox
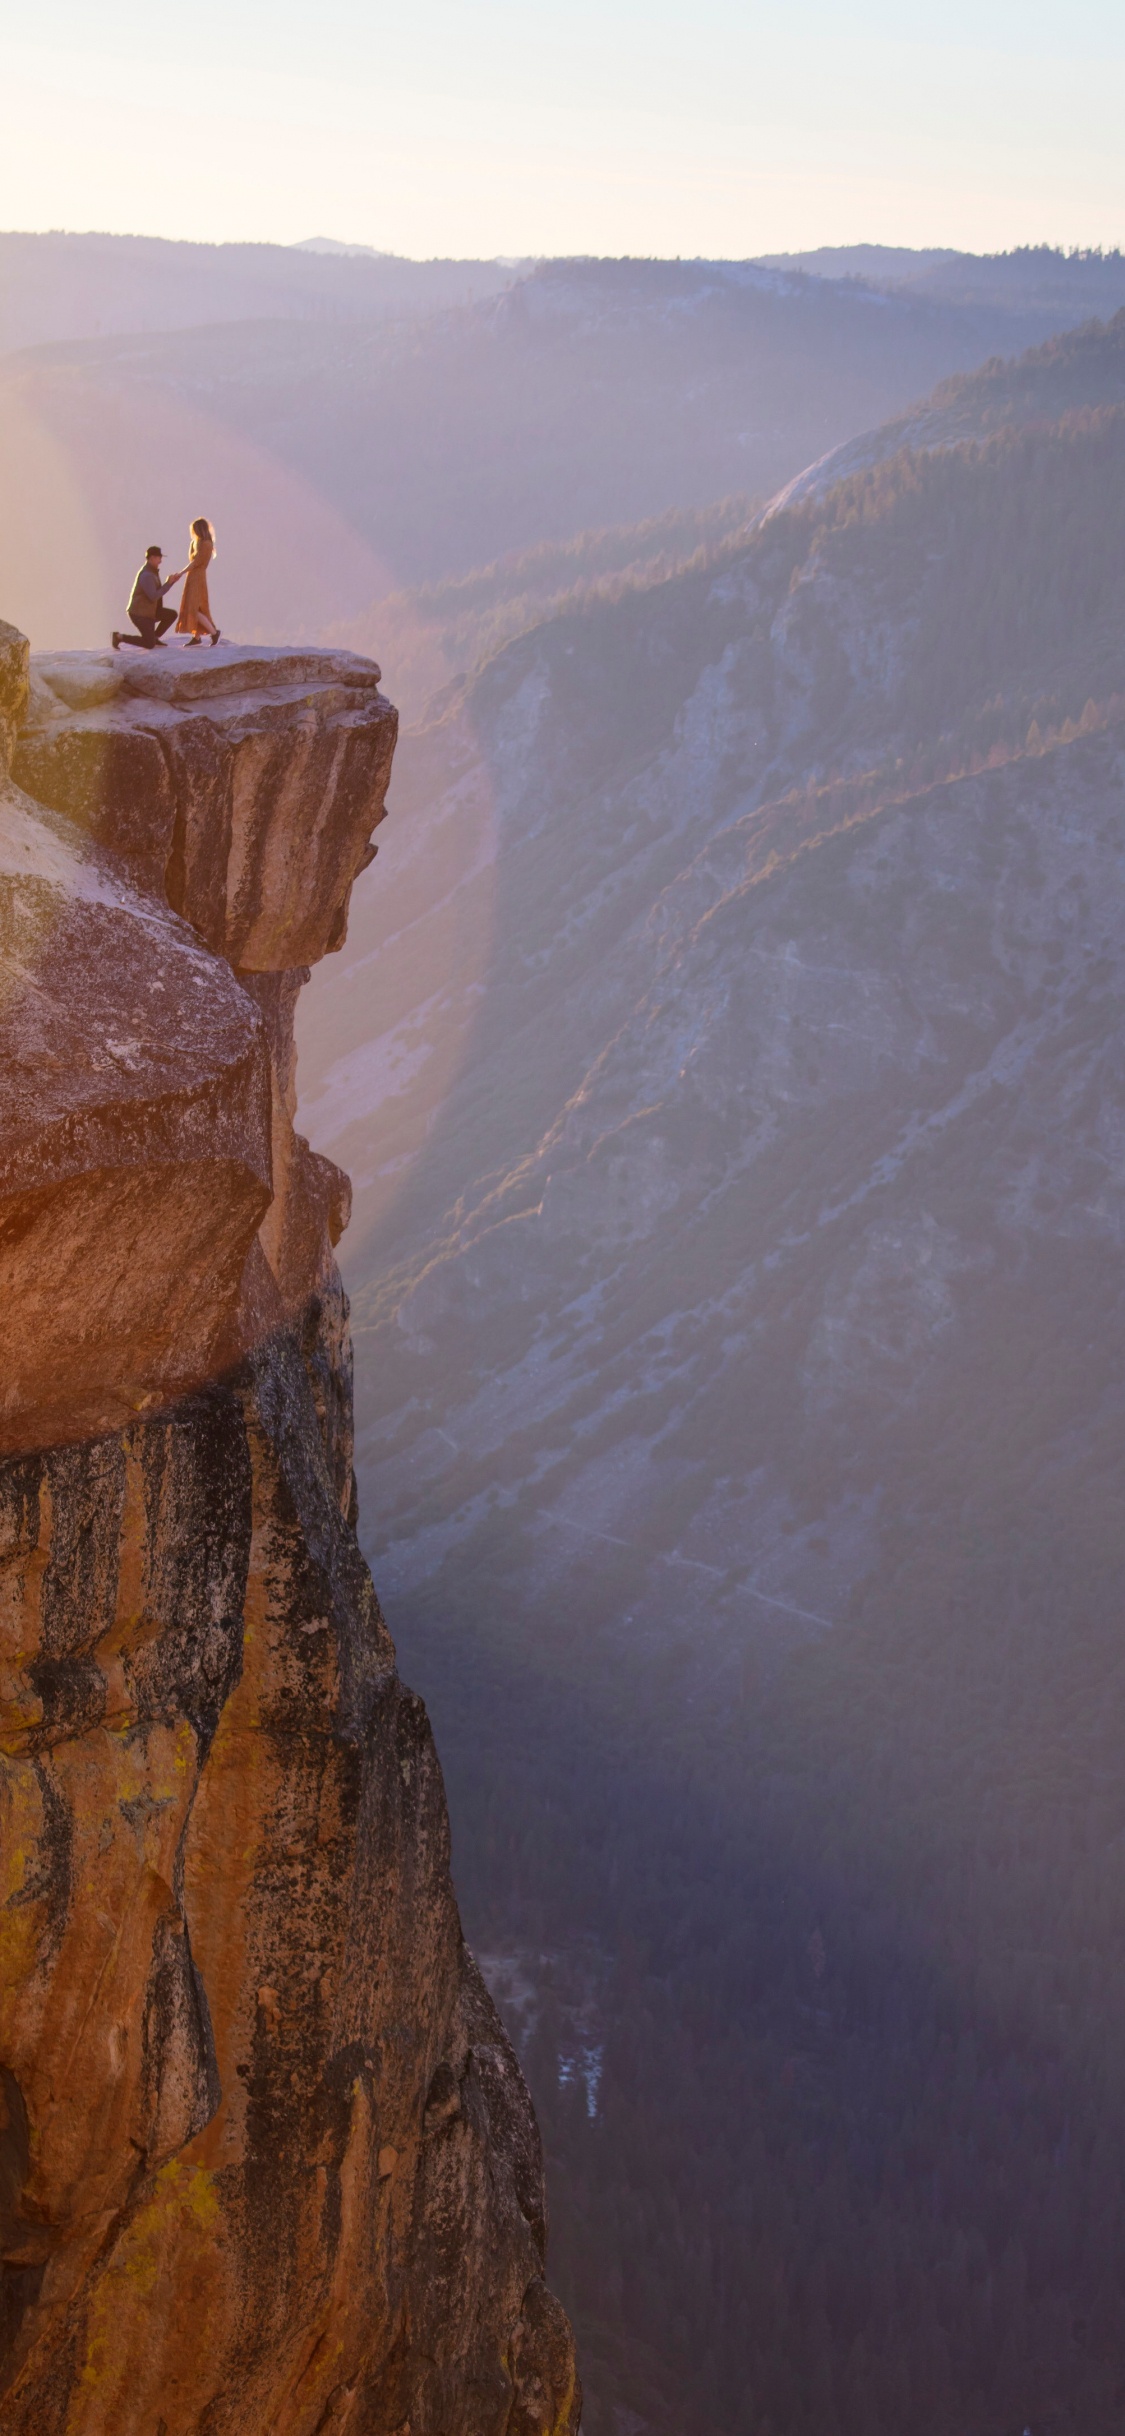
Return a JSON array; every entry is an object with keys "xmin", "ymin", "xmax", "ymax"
[
  {"xmin": 14, "ymin": 644, "xmax": 395, "ymax": 965},
  {"xmin": 0, "ymin": 635, "xmax": 580, "ymax": 2436}
]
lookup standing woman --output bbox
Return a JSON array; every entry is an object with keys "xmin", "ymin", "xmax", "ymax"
[{"xmin": 176, "ymin": 517, "xmax": 221, "ymax": 646}]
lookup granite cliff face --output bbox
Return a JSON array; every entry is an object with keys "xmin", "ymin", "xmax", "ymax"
[{"xmin": 0, "ymin": 624, "xmax": 579, "ymax": 2435}]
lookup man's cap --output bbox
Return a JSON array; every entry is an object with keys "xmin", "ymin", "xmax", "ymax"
[{"xmin": 146, "ymin": 544, "xmax": 163, "ymax": 557}]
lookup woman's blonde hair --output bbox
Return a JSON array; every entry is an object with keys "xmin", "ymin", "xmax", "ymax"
[{"xmin": 190, "ymin": 517, "xmax": 216, "ymax": 556}]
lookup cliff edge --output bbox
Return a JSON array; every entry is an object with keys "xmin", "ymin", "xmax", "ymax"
[{"xmin": 0, "ymin": 624, "xmax": 580, "ymax": 2436}]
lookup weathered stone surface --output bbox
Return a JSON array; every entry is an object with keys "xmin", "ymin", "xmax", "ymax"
[
  {"xmin": 0, "ymin": 642, "xmax": 578, "ymax": 2433},
  {"xmin": 13, "ymin": 645, "xmax": 397, "ymax": 969},
  {"xmin": 0, "ymin": 778, "xmax": 272, "ymax": 1458}
]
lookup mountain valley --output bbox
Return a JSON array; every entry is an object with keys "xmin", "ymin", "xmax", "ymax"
[{"xmin": 295, "ymin": 313, "xmax": 1125, "ymax": 2434}]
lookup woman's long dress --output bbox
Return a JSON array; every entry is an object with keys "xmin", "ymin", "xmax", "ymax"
[{"xmin": 176, "ymin": 540, "xmax": 215, "ymax": 636}]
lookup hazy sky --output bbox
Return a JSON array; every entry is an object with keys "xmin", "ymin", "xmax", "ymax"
[{"xmin": 3, "ymin": 0, "xmax": 1122, "ymax": 259}]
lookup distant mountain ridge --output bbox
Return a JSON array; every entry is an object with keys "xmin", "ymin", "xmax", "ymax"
[
  {"xmin": 333, "ymin": 308, "xmax": 1125, "ymax": 719},
  {"xmin": 5, "ymin": 243, "xmax": 1125, "ymax": 653},
  {"xmin": 0, "ymin": 229, "xmax": 517, "ymax": 354},
  {"xmin": 767, "ymin": 304, "xmax": 1125, "ymax": 514},
  {"xmin": 6, "ymin": 233, "xmax": 1123, "ymax": 361},
  {"xmin": 292, "ymin": 236, "xmax": 394, "ymax": 258},
  {"xmin": 757, "ymin": 240, "xmax": 1125, "ymax": 317}
]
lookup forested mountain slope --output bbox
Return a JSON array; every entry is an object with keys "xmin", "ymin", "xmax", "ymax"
[
  {"xmin": 333, "ymin": 309, "xmax": 1125, "ymax": 719},
  {"xmin": 1, "ymin": 255, "xmax": 1106, "ymax": 651},
  {"xmin": 0, "ymin": 229, "xmax": 517, "ymax": 353},
  {"xmin": 770, "ymin": 305, "xmax": 1125, "ymax": 510},
  {"xmin": 328, "ymin": 496, "xmax": 761, "ymax": 723},
  {"xmin": 304, "ymin": 383, "xmax": 1125, "ymax": 1657},
  {"xmin": 759, "ymin": 241, "xmax": 1125, "ymax": 320},
  {"xmin": 296, "ymin": 323, "xmax": 1125, "ymax": 2433}
]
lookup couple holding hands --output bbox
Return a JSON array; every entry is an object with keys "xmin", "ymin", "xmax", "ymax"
[{"xmin": 114, "ymin": 518, "xmax": 221, "ymax": 651}]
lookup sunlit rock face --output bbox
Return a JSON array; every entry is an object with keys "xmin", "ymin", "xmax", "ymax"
[
  {"xmin": 0, "ymin": 779, "xmax": 272, "ymax": 1458},
  {"xmin": 0, "ymin": 639, "xmax": 578, "ymax": 2436},
  {"xmin": 14, "ymin": 644, "xmax": 396, "ymax": 967}
]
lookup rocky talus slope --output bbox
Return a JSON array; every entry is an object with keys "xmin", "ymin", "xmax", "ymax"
[{"xmin": 0, "ymin": 623, "xmax": 579, "ymax": 2436}]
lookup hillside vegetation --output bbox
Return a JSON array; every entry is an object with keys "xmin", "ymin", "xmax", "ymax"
[
  {"xmin": 773, "ymin": 304, "xmax": 1125, "ymax": 509},
  {"xmin": 349, "ymin": 311, "xmax": 1125, "ymax": 722},
  {"xmin": 1, "ymin": 256, "xmax": 1107, "ymax": 651},
  {"xmin": 328, "ymin": 497, "xmax": 761, "ymax": 721},
  {"xmin": 296, "ymin": 316, "xmax": 1125, "ymax": 2434},
  {"xmin": 761, "ymin": 241, "xmax": 1125, "ymax": 319}
]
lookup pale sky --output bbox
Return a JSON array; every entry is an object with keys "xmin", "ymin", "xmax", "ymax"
[{"xmin": 2, "ymin": 0, "xmax": 1122, "ymax": 260}]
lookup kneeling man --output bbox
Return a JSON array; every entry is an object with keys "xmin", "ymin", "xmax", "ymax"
[{"xmin": 113, "ymin": 546, "xmax": 186, "ymax": 650}]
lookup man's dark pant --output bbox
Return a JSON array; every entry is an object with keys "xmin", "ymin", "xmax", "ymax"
[{"xmin": 120, "ymin": 606, "xmax": 177, "ymax": 648}]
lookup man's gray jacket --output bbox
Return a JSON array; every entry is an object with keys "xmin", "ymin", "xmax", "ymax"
[{"xmin": 127, "ymin": 564, "xmax": 176, "ymax": 623}]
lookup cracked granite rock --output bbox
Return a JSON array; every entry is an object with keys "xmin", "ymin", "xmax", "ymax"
[{"xmin": 0, "ymin": 636, "xmax": 579, "ymax": 2436}]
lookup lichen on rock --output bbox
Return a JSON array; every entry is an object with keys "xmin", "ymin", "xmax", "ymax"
[{"xmin": 0, "ymin": 637, "xmax": 579, "ymax": 2435}]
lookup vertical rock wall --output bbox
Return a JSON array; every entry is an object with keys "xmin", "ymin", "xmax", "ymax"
[{"xmin": 0, "ymin": 635, "xmax": 580, "ymax": 2435}]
